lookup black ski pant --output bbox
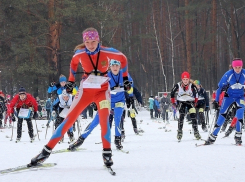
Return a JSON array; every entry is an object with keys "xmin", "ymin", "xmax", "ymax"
[
  {"xmin": 46, "ymin": 109, "xmax": 51, "ymax": 120},
  {"xmin": 178, "ymin": 101, "xmax": 198, "ymax": 132},
  {"xmin": 150, "ymin": 109, "xmax": 154, "ymax": 118},
  {"xmin": 17, "ymin": 117, "xmax": 34, "ymax": 139}
]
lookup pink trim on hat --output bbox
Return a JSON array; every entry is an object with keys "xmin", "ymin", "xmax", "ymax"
[
  {"xmin": 232, "ymin": 60, "xmax": 243, "ymax": 67},
  {"xmin": 83, "ymin": 31, "xmax": 100, "ymax": 42}
]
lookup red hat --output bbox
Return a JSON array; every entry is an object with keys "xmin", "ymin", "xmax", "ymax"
[
  {"xmin": 181, "ymin": 71, "xmax": 190, "ymax": 79},
  {"xmin": 163, "ymin": 93, "xmax": 167, "ymax": 96}
]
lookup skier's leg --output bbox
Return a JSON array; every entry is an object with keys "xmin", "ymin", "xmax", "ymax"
[
  {"xmin": 26, "ymin": 118, "xmax": 34, "ymax": 138},
  {"xmin": 17, "ymin": 118, "xmax": 24, "ymax": 139}
]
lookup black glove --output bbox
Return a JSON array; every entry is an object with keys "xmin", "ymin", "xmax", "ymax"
[
  {"xmin": 205, "ymin": 107, "xmax": 209, "ymax": 111},
  {"xmin": 33, "ymin": 112, "xmax": 38, "ymax": 119},
  {"xmin": 65, "ymin": 81, "xmax": 76, "ymax": 94},
  {"xmin": 126, "ymin": 97, "xmax": 134, "ymax": 108},
  {"xmin": 50, "ymin": 82, "xmax": 56, "ymax": 87},
  {"xmin": 90, "ymin": 102, "xmax": 98, "ymax": 111},
  {"xmin": 11, "ymin": 115, "xmax": 16, "ymax": 122},
  {"xmin": 123, "ymin": 80, "xmax": 131, "ymax": 91},
  {"xmin": 212, "ymin": 101, "xmax": 219, "ymax": 110}
]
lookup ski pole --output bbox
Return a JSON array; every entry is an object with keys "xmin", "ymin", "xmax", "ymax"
[
  {"xmin": 34, "ymin": 119, "xmax": 40, "ymax": 141},
  {"xmin": 77, "ymin": 119, "xmax": 81, "ymax": 137},
  {"xmin": 10, "ymin": 121, "xmax": 14, "ymax": 141},
  {"xmin": 208, "ymin": 109, "xmax": 217, "ymax": 135},
  {"xmin": 52, "ymin": 119, "xmax": 55, "ymax": 134},
  {"xmin": 45, "ymin": 123, "xmax": 49, "ymax": 139}
]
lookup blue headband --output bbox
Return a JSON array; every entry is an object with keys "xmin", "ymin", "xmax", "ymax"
[{"xmin": 59, "ymin": 76, "xmax": 67, "ymax": 83}]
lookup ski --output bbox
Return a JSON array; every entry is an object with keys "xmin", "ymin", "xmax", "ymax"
[
  {"xmin": 195, "ymin": 143, "xmax": 207, "ymax": 147},
  {"xmin": 0, "ymin": 163, "xmax": 57, "ymax": 174},
  {"xmin": 104, "ymin": 166, "xmax": 116, "ymax": 176},
  {"xmin": 165, "ymin": 129, "xmax": 171, "ymax": 132},
  {"xmin": 95, "ymin": 142, "xmax": 102, "ymax": 144},
  {"xmin": 117, "ymin": 149, "xmax": 129, "ymax": 154},
  {"xmin": 231, "ymin": 143, "xmax": 242, "ymax": 146},
  {"xmin": 52, "ymin": 148, "xmax": 86, "ymax": 154}
]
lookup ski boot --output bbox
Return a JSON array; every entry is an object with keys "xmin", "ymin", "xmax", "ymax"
[
  {"xmin": 28, "ymin": 145, "xmax": 52, "ymax": 167},
  {"xmin": 68, "ymin": 137, "xmax": 85, "ymax": 151},
  {"xmin": 68, "ymin": 132, "xmax": 75, "ymax": 143},
  {"xmin": 58, "ymin": 137, "xmax": 64, "ymax": 144},
  {"xmin": 30, "ymin": 137, "xmax": 35, "ymax": 143},
  {"xmin": 15, "ymin": 138, "xmax": 21, "ymax": 143},
  {"xmin": 114, "ymin": 136, "xmax": 123, "ymax": 150},
  {"xmin": 224, "ymin": 126, "xmax": 234, "ymax": 137},
  {"xmin": 194, "ymin": 130, "xmax": 201, "ymax": 140},
  {"xmin": 234, "ymin": 132, "xmax": 242, "ymax": 145},
  {"xmin": 177, "ymin": 130, "xmax": 183, "ymax": 141},
  {"xmin": 102, "ymin": 149, "xmax": 113, "ymax": 167},
  {"xmin": 121, "ymin": 130, "xmax": 125, "ymax": 142},
  {"xmin": 4, "ymin": 124, "xmax": 7, "ymax": 128},
  {"xmin": 134, "ymin": 128, "xmax": 139, "ymax": 135},
  {"xmin": 204, "ymin": 133, "xmax": 217, "ymax": 145},
  {"xmin": 201, "ymin": 124, "xmax": 208, "ymax": 132}
]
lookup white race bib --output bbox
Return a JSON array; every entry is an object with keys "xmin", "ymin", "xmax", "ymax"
[{"xmin": 18, "ymin": 108, "xmax": 31, "ymax": 119}]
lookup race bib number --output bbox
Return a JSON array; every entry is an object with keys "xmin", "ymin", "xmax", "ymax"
[
  {"xmin": 115, "ymin": 102, "xmax": 124, "ymax": 108},
  {"xmin": 18, "ymin": 108, "xmax": 31, "ymax": 119},
  {"xmin": 99, "ymin": 100, "xmax": 110, "ymax": 109}
]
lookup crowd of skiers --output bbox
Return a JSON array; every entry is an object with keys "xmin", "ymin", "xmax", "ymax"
[
  {"xmin": 1, "ymin": 27, "xmax": 244, "ymax": 171},
  {"xmin": 147, "ymin": 58, "xmax": 245, "ymax": 146}
]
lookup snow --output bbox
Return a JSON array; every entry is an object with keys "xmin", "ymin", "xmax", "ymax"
[{"xmin": 0, "ymin": 109, "xmax": 244, "ymax": 182}]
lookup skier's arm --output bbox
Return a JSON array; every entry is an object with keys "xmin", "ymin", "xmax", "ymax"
[
  {"xmin": 191, "ymin": 84, "xmax": 199, "ymax": 102},
  {"xmin": 52, "ymin": 98, "xmax": 60, "ymax": 111},
  {"xmin": 133, "ymin": 87, "xmax": 142, "ymax": 105},
  {"xmin": 170, "ymin": 83, "xmax": 179, "ymax": 102},
  {"xmin": 68, "ymin": 53, "xmax": 80, "ymax": 82},
  {"xmin": 215, "ymin": 70, "xmax": 232, "ymax": 102},
  {"xmin": 9, "ymin": 95, "xmax": 19, "ymax": 114}
]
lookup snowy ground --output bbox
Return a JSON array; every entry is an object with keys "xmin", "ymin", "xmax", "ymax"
[{"xmin": 0, "ymin": 109, "xmax": 244, "ymax": 182}]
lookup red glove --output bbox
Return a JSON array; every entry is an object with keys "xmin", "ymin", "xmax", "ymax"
[
  {"xmin": 171, "ymin": 98, "xmax": 175, "ymax": 104},
  {"xmin": 194, "ymin": 98, "xmax": 198, "ymax": 103}
]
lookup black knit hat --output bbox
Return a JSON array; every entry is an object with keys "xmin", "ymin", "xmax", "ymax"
[{"xmin": 19, "ymin": 87, "xmax": 26, "ymax": 94}]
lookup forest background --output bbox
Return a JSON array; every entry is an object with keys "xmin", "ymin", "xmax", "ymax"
[{"xmin": 0, "ymin": 0, "xmax": 245, "ymax": 103}]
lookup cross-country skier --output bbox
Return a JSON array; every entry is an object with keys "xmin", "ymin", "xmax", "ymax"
[
  {"xmin": 125, "ymin": 74, "xmax": 143, "ymax": 135},
  {"xmin": 170, "ymin": 71, "xmax": 201, "ymax": 141},
  {"xmin": 153, "ymin": 96, "xmax": 161, "ymax": 119},
  {"xmin": 68, "ymin": 59, "xmax": 126, "ymax": 151},
  {"xmin": 148, "ymin": 96, "xmax": 154, "ymax": 119},
  {"xmin": 48, "ymin": 75, "xmax": 68, "ymax": 96},
  {"xmin": 0, "ymin": 91, "xmax": 7, "ymax": 129},
  {"xmin": 28, "ymin": 27, "xmax": 129, "ymax": 169},
  {"xmin": 193, "ymin": 80, "xmax": 209, "ymax": 132},
  {"xmin": 9, "ymin": 87, "xmax": 38, "ymax": 142},
  {"xmin": 52, "ymin": 90, "xmax": 75, "ymax": 143},
  {"xmin": 45, "ymin": 98, "xmax": 52, "ymax": 121},
  {"xmin": 4, "ymin": 94, "xmax": 12, "ymax": 128},
  {"xmin": 160, "ymin": 93, "xmax": 170, "ymax": 123},
  {"xmin": 205, "ymin": 58, "xmax": 245, "ymax": 145}
]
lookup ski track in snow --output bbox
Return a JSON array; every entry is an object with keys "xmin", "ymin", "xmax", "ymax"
[{"xmin": 0, "ymin": 109, "xmax": 243, "ymax": 182}]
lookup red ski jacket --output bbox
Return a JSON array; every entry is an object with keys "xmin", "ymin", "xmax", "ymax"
[
  {"xmin": 9, "ymin": 93, "xmax": 38, "ymax": 114},
  {"xmin": 69, "ymin": 45, "xmax": 128, "ymax": 82}
]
